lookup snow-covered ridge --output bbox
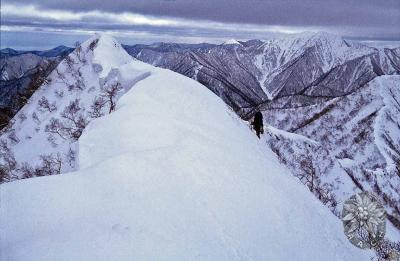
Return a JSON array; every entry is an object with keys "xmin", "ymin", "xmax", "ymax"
[
  {"xmin": 262, "ymin": 75, "xmax": 400, "ymax": 241},
  {"xmin": 254, "ymin": 31, "xmax": 376, "ymax": 99},
  {"xmin": 0, "ymin": 33, "xmax": 151, "ymax": 177},
  {"xmin": 0, "ymin": 35, "xmax": 371, "ymax": 260},
  {"xmin": 123, "ymin": 31, "xmax": 399, "ymax": 113}
]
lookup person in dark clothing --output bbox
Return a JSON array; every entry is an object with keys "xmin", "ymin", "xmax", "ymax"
[{"xmin": 252, "ymin": 111, "xmax": 264, "ymax": 138}]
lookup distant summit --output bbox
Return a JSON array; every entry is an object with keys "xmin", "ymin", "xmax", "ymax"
[{"xmin": 222, "ymin": 39, "xmax": 242, "ymax": 45}]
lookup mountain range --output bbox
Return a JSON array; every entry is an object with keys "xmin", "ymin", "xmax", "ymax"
[{"xmin": 1, "ymin": 32, "xmax": 399, "ymax": 258}]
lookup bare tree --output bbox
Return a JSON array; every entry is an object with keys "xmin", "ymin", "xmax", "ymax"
[
  {"xmin": 36, "ymin": 154, "xmax": 62, "ymax": 176},
  {"xmin": 19, "ymin": 162, "xmax": 35, "ymax": 179},
  {"xmin": 298, "ymin": 153, "xmax": 317, "ymax": 192},
  {"xmin": 101, "ymin": 82, "xmax": 123, "ymax": 113},
  {"xmin": 19, "ymin": 154, "xmax": 63, "ymax": 179},
  {"xmin": 89, "ymin": 96, "xmax": 107, "ymax": 118},
  {"xmin": 60, "ymin": 99, "xmax": 88, "ymax": 139},
  {"xmin": 45, "ymin": 99, "xmax": 88, "ymax": 141},
  {"xmin": 0, "ymin": 139, "xmax": 17, "ymax": 176},
  {"xmin": 45, "ymin": 118, "xmax": 67, "ymax": 140}
]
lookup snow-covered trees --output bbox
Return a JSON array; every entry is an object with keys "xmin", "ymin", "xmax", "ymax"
[
  {"xmin": 45, "ymin": 99, "xmax": 88, "ymax": 141},
  {"xmin": 0, "ymin": 139, "xmax": 17, "ymax": 182},
  {"xmin": 16, "ymin": 154, "xmax": 62, "ymax": 179},
  {"xmin": 266, "ymin": 129, "xmax": 338, "ymax": 213},
  {"xmin": 0, "ymin": 35, "xmax": 134, "ymax": 183},
  {"xmin": 0, "ymin": 134, "xmax": 67, "ymax": 183}
]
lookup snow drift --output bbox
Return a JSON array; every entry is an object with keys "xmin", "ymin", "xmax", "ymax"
[{"xmin": 0, "ymin": 34, "xmax": 371, "ymax": 261}]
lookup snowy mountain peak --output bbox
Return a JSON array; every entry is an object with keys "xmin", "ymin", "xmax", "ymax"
[
  {"xmin": 0, "ymin": 34, "xmax": 150, "ymax": 176},
  {"xmin": 80, "ymin": 33, "xmax": 134, "ymax": 78},
  {"xmin": 223, "ymin": 39, "xmax": 242, "ymax": 45}
]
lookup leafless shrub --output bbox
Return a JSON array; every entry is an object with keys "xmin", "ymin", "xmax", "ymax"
[
  {"xmin": 45, "ymin": 99, "xmax": 88, "ymax": 141},
  {"xmin": 38, "ymin": 96, "xmax": 57, "ymax": 112},
  {"xmin": 19, "ymin": 154, "xmax": 62, "ymax": 179},
  {"xmin": 60, "ymin": 99, "xmax": 88, "ymax": 139},
  {"xmin": 0, "ymin": 164, "xmax": 10, "ymax": 183},
  {"xmin": 0, "ymin": 139, "xmax": 17, "ymax": 177},
  {"xmin": 36, "ymin": 154, "xmax": 62, "ymax": 176},
  {"xmin": 19, "ymin": 162, "xmax": 35, "ymax": 179},
  {"xmin": 89, "ymin": 96, "xmax": 107, "ymax": 118},
  {"xmin": 45, "ymin": 118, "xmax": 67, "ymax": 140},
  {"xmin": 297, "ymin": 153, "xmax": 318, "ymax": 192},
  {"xmin": 267, "ymin": 131, "xmax": 338, "ymax": 213},
  {"xmin": 18, "ymin": 113, "xmax": 27, "ymax": 123}
]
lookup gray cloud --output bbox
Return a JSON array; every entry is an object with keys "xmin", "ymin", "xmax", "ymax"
[
  {"xmin": 1, "ymin": 0, "xmax": 399, "ymax": 50},
  {"xmin": 5, "ymin": 0, "xmax": 399, "ymax": 27}
]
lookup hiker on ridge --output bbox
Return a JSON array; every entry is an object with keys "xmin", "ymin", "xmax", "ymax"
[{"xmin": 252, "ymin": 111, "xmax": 264, "ymax": 138}]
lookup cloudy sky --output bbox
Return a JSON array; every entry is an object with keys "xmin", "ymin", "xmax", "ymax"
[{"xmin": 1, "ymin": 0, "xmax": 399, "ymax": 49}]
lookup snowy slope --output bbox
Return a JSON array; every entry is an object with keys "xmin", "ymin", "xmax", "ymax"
[
  {"xmin": 254, "ymin": 32, "xmax": 376, "ymax": 99},
  {"xmin": 262, "ymin": 75, "xmax": 400, "ymax": 240},
  {"xmin": 0, "ymin": 35, "xmax": 372, "ymax": 261},
  {"xmin": 0, "ymin": 34, "xmax": 150, "ymax": 177}
]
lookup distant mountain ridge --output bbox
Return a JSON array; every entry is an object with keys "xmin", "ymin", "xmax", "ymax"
[
  {"xmin": 0, "ymin": 45, "xmax": 73, "ymax": 58},
  {"xmin": 124, "ymin": 32, "xmax": 399, "ymax": 117}
]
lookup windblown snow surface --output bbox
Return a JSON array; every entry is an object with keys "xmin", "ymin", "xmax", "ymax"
[{"xmin": 0, "ymin": 35, "xmax": 372, "ymax": 261}]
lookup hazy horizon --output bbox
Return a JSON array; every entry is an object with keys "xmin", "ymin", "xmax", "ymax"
[
  {"xmin": 1, "ymin": 30, "xmax": 400, "ymax": 51},
  {"xmin": 1, "ymin": 0, "xmax": 399, "ymax": 50}
]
